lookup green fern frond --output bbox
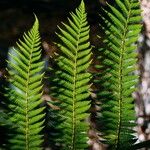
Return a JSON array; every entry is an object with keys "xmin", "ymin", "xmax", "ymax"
[
  {"xmin": 50, "ymin": 0, "xmax": 92, "ymax": 149},
  {"xmin": 6, "ymin": 16, "xmax": 45, "ymax": 150},
  {"xmin": 96, "ymin": 0, "xmax": 141, "ymax": 149}
]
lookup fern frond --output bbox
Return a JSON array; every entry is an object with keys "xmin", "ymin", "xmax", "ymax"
[
  {"xmin": 50, "ymin": 0, "xmax": 92, "ymax": 149},
  {"xmin": 96, "ymin": 0, "xmax": 141, "ymax": 149},
  {"xmin": 6, "ymin": 16, "xmax": 45, "ymax": 150}
]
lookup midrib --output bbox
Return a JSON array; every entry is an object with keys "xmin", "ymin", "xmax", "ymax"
[
  {"xmin": 71, "ymin": 14, "xmax": 83, "ymax": 150},
  {"xmin": 25, "ymin": 33, "xmax": 36, "ymax": 150},
  {"xmin": 115, "ymin": 5, "xmax": 132, "ymax": 150}
]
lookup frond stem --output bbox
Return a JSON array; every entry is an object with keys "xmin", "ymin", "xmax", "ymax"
[
  {"xmin": 25, "ymin": 31, "xmax": 36, "ymax": 150},
  {"xmin": 71, "ymin": 8, "xmax": 84, "ymax": 150},
  {"xmin": 115, "ymin": 3, "xmax": 132, "ymax": 149}
]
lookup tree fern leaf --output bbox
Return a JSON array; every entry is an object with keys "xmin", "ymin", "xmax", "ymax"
[
  {"xmin": 131, "ymin": 9, "xmax": 141, "ymax": 15},
  {"xmin": 78, "ymin": 42, "xmax": 90, "ymax": 51},
  {"xmin": 131, "ymin": 1, "xmax": 140, "ymax": 8},
  {"xmin": 105, "ymin": 26, "xmax": 122, "ymax": 39},
  {"xmin": 78, "ymin": 47, "xmax": 92, "ymax": 58},
  {"xmin": 16, "ymin": 42, "xmax": 30, "ymax": 57},
  {"xmin": 77, "ymin": 61, "xmax": 91, "ymax": 73},
  {"xmin": 31, "ymin": 54, "xmax": 42, "ymax": 63},
  {"xmin": 126, "ymin": 29, "xmax": 141, "ymax": 37},
  {"xmin": 13, "ymin": 48, "xmax": 28, "ymax": 65},
  {"xmin": 96, "ymin": 0, "xmax": 141, "ymax": 149},
  {"xmin": 61, "ymin": 22, "xmax": 78, "ymax": 38},
  {"xmin": 108, "ymin": 4, "xmax": 126, "ymax": 24},
  {"xmin": 56, "ymin": 33, "xmax": 76, "ymax": 53},
  {"xmin": 56, "ymin": 71, "xmax": 74, "ymax": 83},
  {"xmin": 30, "ymin": 61, "xmax": 44, "ymax": 69},
  {"xmin": 12, "ymin": 75, "xmax": 26, "ymax": 86},
  {"xmin": 107, "ymin": 12, "xmax": 124, "ymax": 31},
  {"xmin": 9, "ymin": 53, "xmax": 28, "ymax": 71},
  {"xmin": 58, "ymin": 56, "xmax": 74, "ymax": 68},
  {"xmin": 6, "ymin": 16, "xmax": 45, "ymax": 150},
  {"xmin": 128, "ymin": 24, "xmax": 141, "ymax": 30},
  {"xmin": 58, "ymin": 27, "xmax": 77, "ymax": 45},
  {"xmin": 68, "ymin": 18, "xmax": 79, "ymax": 33},
  {"xmin": 50, "ymin": 0, "xmax": 91, "ymax": 149},
  {"xmin": 77, "ymin": 54, "xmax": 91, "ymax": 66},
  {"xmin": 115, "ymin": 0, "xmax": 128, "ymax": 16},
  {"xmin": 58, "ymin": 44, "xmax": 75, "ymax": 59}
]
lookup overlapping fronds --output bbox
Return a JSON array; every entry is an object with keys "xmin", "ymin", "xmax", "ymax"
[
  {"xmin": 50, "ymin": 0, "xmax": 92, "ymax": 149},
  {"xmin": 95, "ymin": 0, "xmax": 141, "ymax": 149},
  {"xmin": 6, "ymin": 16, "xmax": 45, "ymax": 150}
]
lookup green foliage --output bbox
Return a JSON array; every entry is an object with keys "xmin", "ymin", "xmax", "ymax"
[
  {"xmin": 50, "ymin": 0, "xmax": 92, "ymax": 149},
  {"xmin": 0, "ymin": 0, "xmax": 145, "ymax": 149},
  {"xmin": 95, "ymin": 0, "xmax": 141, "ymax": 149},
  {"xmin": 6, "ymin": 16, "xmax": 45, "ymax": 150}
]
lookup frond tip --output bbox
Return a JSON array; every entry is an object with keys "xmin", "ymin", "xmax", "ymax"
[
  {"xmin": 50, "ymin": 0, "xmax": 92, "ymax": 149},
  {"xmin": 6, "ymin": 16, "xmax": 45, "ymax": 150}
]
